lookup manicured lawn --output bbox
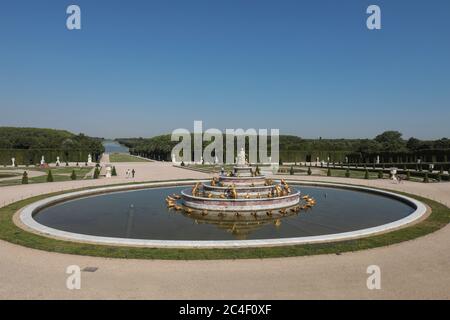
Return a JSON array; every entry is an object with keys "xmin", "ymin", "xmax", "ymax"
[
  {"xmin": 327, "ymin": 169, "xmax": 380, "ymax": 179},
  {"xmin": 0, "ymin": 183, "xmax": 448, "ymax": 260},
  {"xmin": 0, "ymin": 173, "xmax": 20, "ymax": 179},
  {"xmin": 109, "ymin": 153, "xmax": 149, "ymax": 162},
  {"xmin": 33, "ymin": 167, "xmax": 92, "ymax": 175},
  {"xmin": 0, "ymin": 167, "xmax": 93, "ymax": 186}
]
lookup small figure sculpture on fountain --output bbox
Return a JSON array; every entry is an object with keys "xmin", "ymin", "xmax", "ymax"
[{"xmin": 236, "ymin": 148, "xmax": 246, "ymax": 166}]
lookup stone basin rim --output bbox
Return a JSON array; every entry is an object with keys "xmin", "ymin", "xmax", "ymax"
[
  {"xmin": 17, "ymin": 180, "xmax": 428, "ymax": 249},
  {"xmin": 180, "ymin": 189, "xmax": 301, "ymax": 202}
]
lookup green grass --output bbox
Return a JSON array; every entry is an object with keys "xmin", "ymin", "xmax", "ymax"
[
  {"xmin": 109, "ymin": 153, "xmax": 149, "ymax": 162},
  {"xmin": 326, "ymin": 169, "xmax": 379, "ymax": 179},
  {"xmin": 0, "ymin": 173, "xmax": 20, "ymax": 179},
  {"xmin": 0, "ymin": 167, "xmax": 92, "ymax": 186},
  {"xmin": 33, "ymin": 167, "xmax": 92, "ymax": 175},
  {"xmin": 0, "ymin": 183, "xmax": 448, "ymax": 260}
]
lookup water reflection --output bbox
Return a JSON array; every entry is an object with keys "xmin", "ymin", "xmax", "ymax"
[
  {"xmin": 34, "ymin": 186, "xmax": 415, "ymax": 241},
  {"xmin": 178, "ymin": 206, "xmax": 307, "ymax": 240}
]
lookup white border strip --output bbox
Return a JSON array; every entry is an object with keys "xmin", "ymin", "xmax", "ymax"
[{"xmin": 19, "ymin": 180, "xmax": 428, "ymax": 248}]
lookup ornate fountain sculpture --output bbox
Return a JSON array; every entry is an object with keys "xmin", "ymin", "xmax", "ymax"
[{"xmin": 168, "ymin": 148, "xmax": 308, "ymax": 215}]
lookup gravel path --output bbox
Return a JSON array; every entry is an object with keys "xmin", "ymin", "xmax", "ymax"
[{"xmin": 0, "ymin": 164, "xmax": 448, "ymax": 299}]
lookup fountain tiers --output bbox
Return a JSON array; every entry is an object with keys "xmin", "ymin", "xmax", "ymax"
[{"xmin": 181, "ymin": 162, "xmax": 301, "ymax": 213}]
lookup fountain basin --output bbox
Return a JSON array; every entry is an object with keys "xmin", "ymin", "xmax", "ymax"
[
  {"xmin": 19, "ymin": 181, "xmax": 427, "ymax": 248},
  {"xmin": 181, "ymin": 189, "xmax": 301, "ymax": 211}
]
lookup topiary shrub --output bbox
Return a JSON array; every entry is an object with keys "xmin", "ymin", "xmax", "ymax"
[
  {"xmin": 327, "ymin": 167, "xmax": 331, "ymax": 176},
  {"xmin": 364, "ymin": 170, "xmax": 369, "ymax": 179},
  {"xmin": 65, "ymin": 161, "xmax": 69, "ymax": 167},
  {"xmin": 406, "ymin": 170, "xmax": 411, "ymax": 180},
  {"xmin": 290, "ymin": 166, "xmax": 294, "ymax": 175},
  {"xmin": 307, "ymin": 166, "xmax": 312, "ymax": 176},
  {"xmin": 423, "ymin": 173, "xmax": 429, "ymax": 183},
  {"xmin": 112, "ymin": 166, "xmax": 117, "ymax": 176},
  {"xmin": 47, "ymin": 170, "xmax": 54, "ymax": 182},
  {"xmin": 378, "ymin": 170, "xmax": 383, "ymax": 179},
  {"xmin": 21, "ymin": 171, "xmax": 28, "ymax": 184},
  {"xmin": 70, "ymin": 170, "xmax": 77, "ymax": 180},
  {"xmin": 345, "ymin": 168, "xmax": 350, "ymax": 178},
  {"xmin": 437, "ymin": 173, "xmax": 442, "ymax": 182},
  {"xmin": 181, "ymin": 161, "xmax": 185, "ymax": 167}
]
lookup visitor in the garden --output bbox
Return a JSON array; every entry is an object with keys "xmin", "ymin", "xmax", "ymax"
[{"xmin": 132, "ymin": 169, "xmax": 135, "ymax": 178}]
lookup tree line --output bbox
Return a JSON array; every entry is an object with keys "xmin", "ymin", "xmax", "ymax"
[{"xmin": 117, "ymin": 131, "xmax": 450, "ymax": 163}]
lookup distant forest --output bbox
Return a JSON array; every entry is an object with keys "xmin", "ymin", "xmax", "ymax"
[{"xmin": 117, "ymin": 131, "xmax": 450, "ymax": 163}]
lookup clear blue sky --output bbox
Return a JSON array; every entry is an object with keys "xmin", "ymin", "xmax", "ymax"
[{"xmin": 1, "ymin": 0, "xmax": 449, "ymax": 139}]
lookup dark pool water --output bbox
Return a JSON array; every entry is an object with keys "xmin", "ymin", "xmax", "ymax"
[{"xmin": 34, "ymin": 185, "xmax": 415, "ymax": 241}]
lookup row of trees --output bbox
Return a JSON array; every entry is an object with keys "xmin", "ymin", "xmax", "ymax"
[
  {"xmin": 356, "ymin": 131, "xmax": 450, "ymax": 154},
  {"xmin": 117, "ymin": 131, "xmax": 450, "ymax": 164}
]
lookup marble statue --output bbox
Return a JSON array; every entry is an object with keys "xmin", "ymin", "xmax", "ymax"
[
  {"xmin": 40, "ymin": 156, "xmax": 45, "ymax": 165},
  {"xmin": 11, "ymin": 157, "xmax": 15, "ymax": 167},
  {"xmin": 56, "ymin": 156, "xmax": 61, "ymax": 166},
  {"xmin": 105, "ymin": 166, "xmax": 112, "ymax": 178},
  {"xmin": 390, "ymin": 168, "xmax": 398, "ymax": 182},
  {"xmin": 345, "ymin": 156, "xmax": 348, "ymax": 163},
  {"xmin": 376, "ymin": 155, "xmax": 380, "ymax": 164},
  {"xmin": 88, "ymin": 154, "xmax": 92, "ymax": 164},
  {"xmin": 237, "ymin": 148, "xmax": 246, "ymax": 166}
]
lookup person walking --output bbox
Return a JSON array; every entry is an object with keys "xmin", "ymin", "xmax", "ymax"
[{"xmin": 132, "ymin": 169, "xmax": 135, "ymax": 178}]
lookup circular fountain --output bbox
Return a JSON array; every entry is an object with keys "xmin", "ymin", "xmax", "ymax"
[{"xmin": 170, "ymin": 148, "xmax": 304, "ymax": 214}]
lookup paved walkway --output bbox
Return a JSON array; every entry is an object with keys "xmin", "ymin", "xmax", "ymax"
[{"xmin": 0, "ymin": 165, "xmax": 449, "ymax": 299}]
